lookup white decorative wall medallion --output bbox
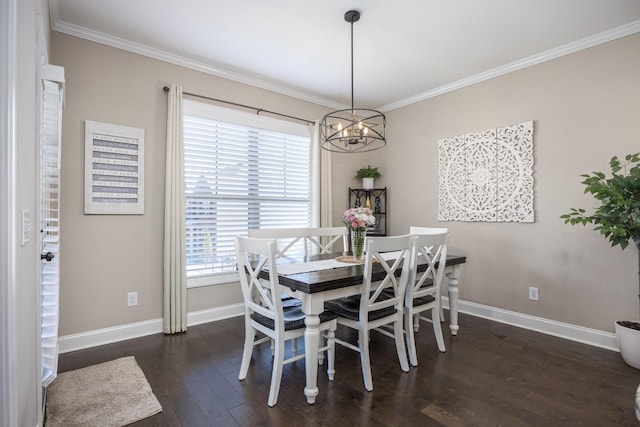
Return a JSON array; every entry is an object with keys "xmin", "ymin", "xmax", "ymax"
[{"xmin": 438, "ymin": 121, "xmax": 534, "ymax": 222}]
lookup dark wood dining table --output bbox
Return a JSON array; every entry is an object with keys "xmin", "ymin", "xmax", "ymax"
[{"xmin": 269, "ymin": 252, "xmax": 467, "ymax": 404}]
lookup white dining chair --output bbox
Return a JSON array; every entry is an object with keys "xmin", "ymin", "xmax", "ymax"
[
  {"xmin": 324, "ymin": 234, "xmax": 411, "ymax": 391},
  {"xmin": 248, "ymin": 226, "xmax": 349, "ymax": 258},
  {"xmin": 247, "ymin": 227, "xmax": 348, "ymax": 355},
  {"xmin": 234, "ymin": 236, "xmax": 337, "ymax": 407},
  {"xmin": 409, "ymin": 226, "xmax": 449, "ymax": 321},
  {"xmin": 404, "ymin": 232, "xmax": 449, "ymax": 366}
]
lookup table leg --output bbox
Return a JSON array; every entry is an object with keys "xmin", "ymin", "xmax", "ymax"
[
  {"xmin": 304, "ymin": 314, "xmax": 320, "ymax": 404},
  {"xmin": 447, "ymin": 272, "xmax": 460, "ymax": 335}
]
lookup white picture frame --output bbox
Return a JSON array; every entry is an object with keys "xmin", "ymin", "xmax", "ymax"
[{"xmin": 84, "ymin": 120, "xmax": 145, "ymax": 215}]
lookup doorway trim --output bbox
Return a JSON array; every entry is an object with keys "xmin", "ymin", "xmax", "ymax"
[{"xmin": 0, "ymin": 0, "xmax": 19, "ymax": 425}]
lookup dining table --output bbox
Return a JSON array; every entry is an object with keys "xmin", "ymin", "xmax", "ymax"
[{"xmin": 267, "ymin": 251, "xmax": 467, "ymax": 404}]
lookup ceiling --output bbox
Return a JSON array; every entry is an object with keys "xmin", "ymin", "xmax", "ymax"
[{"xmin": 50, "ymin": 0, "xmax": 640, "ymax": 111}]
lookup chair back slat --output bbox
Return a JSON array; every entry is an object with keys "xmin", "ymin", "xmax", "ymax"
[
  {"xmin": 249, "ymin": 227, "xmax": 348, "ymax": 257},
  {"xmin": 409, "ymin": 226, "xmax": 448, "ymax": 235},
  {"xmin": 235, "ymin": 236, "xmax": 284, "ymax": 328},
  {"xmin": 361, "ymin": 235, "xmax": 412, "ymax": 321},
  {"xmin": 409, "ymin": 233, "xmax": 449, "ymax": 303},
  {"xmin": 306, "ymin": 233, "xmax": 347, "ymax": 254}
]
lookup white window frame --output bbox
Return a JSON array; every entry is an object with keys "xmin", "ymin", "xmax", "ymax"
[{"xmin": 183, "ymin": 100, "xmax": 316, "ymax": 287}]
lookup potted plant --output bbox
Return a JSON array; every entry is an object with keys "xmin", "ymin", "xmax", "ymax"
[
  {"xmin": 561, "ymin": 152, "xmax": 640, "ymax": 368},
  {"xmin": 355, "ymin": 165, "xmax": 382, "ymax": 190}
]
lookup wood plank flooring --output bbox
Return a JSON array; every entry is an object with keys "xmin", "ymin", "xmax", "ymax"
[{"xmin": 56, "ymin": 313, "xmax": 640, "ymax": 426}]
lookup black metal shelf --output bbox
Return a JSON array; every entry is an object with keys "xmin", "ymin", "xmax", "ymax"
[{"xmin": 348, "ymin": 187, "xmax": 387, "ymax": 236}]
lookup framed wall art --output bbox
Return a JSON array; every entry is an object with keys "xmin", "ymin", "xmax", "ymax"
[
  {"xmin": 438, "ymin": 120, "xmax": 534, "ymax": 223},
  {"xmin": 84, "ymin": 120, "xmax": 145, "ymax": 214}
]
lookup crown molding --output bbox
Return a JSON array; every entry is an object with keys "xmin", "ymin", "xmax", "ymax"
[
  {"xmin": 378, "ymin": 20, "xmax": 640, "ymax": 112},
  {"xmin": 51, "ymin": 19, "xmax": 345, "ymax": 110},
  {"xmin": 50, "ymin": 13, "xmax": 640, "ymax": 114}
]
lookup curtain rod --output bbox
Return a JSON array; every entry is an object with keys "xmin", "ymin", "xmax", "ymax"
[{"xmin": 162, "ymin": 86, "xmax": 314, "ymax": 125}]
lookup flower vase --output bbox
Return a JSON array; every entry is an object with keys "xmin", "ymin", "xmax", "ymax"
[{"xmin": 351, "ymin": 228, "xmax": 366, "ymax": 260}]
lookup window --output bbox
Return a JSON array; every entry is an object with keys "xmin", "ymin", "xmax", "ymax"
[{"xmin": 183, "ymin": 100, "xmax": 313, "ymax": 286}]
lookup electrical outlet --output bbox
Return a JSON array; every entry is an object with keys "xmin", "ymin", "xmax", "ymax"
[
  {"xmin": 528, "ymin": 286, "xmax": 539, "ymax": 301},
  {"xmin": 127, "ymin": 292, "xmax": 138, "ymax": 307}
]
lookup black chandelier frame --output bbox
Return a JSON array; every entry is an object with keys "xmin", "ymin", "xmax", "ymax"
[{"xmin": 320, "ymin": 10, "xmax": 387, "ymax": 153}]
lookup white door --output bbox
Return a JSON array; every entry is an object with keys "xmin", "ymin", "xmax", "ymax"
[{"xmin": 39, "ymin": 67, "xmax": 64, "ymax": 387}]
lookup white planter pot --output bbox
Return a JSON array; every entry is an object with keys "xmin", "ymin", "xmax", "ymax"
[
  {"xmin": 636, "ymin": 383, "xmax": 640, "ymax": 421},
  {"xmin": 615, "ymin": 320, "xmax": 640, "ymax": 369},
  {"xmin": 362, "ymin": 177, "xmax": 374, "ymax": 189}
]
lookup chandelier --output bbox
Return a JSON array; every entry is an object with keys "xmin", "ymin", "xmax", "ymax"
[{"xmin": 320, "ymin": 10, "xmax": 386, "ymax": 153}]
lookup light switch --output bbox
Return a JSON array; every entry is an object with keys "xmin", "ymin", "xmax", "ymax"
[{"xmin": 21, "ymin": 209, "xmax": 32, "ymax": 246}]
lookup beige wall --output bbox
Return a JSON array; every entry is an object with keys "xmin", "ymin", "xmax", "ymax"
[
  {"xmin": 365, "ymin": 33, "xmax": 640, "ymax": 332},
  {"xmin": 53, "ymin": 29, "xmax": 639, "ymax": 338},
  {"xmin": 52, "ymin": 33, "xmax": 333, "ymax": 335}
]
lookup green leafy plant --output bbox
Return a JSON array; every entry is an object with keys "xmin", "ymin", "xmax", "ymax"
[
  {"xmin": 561, "ymin": 153, "xmax": 640, "ymax": 321},
  {"xmin": 355, "ymin": 165, "xmax": 382, "ymax": 179}
]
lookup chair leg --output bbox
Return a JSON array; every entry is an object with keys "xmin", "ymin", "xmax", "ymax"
[
  {"xmin": 291, "ymin": 337, "xmax": 298, "ymax": 355},
  {"xmin": 359, "ymin": 329, "xmax": 374, "ymax": 391},
  {"xmin": 267, "ymin": 338, "xmax": 285, "ymax": 407},
  {"xmin": 239, "ymin": 320, "xmax": 255, "ymax": 380},
  {"xmin": 394, "ymin": 317, "xmax": 410, "ymax": 372},
  {"xmin": 432, "ymin": 305, "xmax": 446, "ymax": 353},
  {"xmin": 405, "ymin": 310, "xmax": 419, "ymax": 367},
  {"xmin": 326, "ymin": 326, "xmax": 336, "ymax": 381},
  {"xmin": 413, "ymin": 313, "xmax": 420, "ymax": 332}
]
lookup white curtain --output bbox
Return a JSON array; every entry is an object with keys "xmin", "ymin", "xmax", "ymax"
[
  {"xmin": 309, "ymin": 121, "xmax": 333, "ymax": 227},
  {"xmin": 163, "ymin": 84, "xmax": 187, "ymax": 334}
]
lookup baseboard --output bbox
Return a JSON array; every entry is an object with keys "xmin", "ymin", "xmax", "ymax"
[
  {"xmin": 442, "ymin": 297, "xmax": 619, "ymax": 352},
  {"xmin": 59, "ymin": 299, "xmax": 618, "ymax": 354},
  {"xmin": 187, "ymin": 302, "xmax": 244, "ymax": 327},
  {"xmin": 58, "ymin": 303, "xmax": 244, "ymax": 354}
]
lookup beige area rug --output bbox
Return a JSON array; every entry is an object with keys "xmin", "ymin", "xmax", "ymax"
[{"xmin": 45, "ymin": 356, "xmax": 162, "ymax": 427}]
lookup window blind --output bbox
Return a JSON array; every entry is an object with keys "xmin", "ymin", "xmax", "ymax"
[
  {"xmin": 40, "ymin": 78, "xmax": 62, "ymax": 387},
  {"xmin": 183, "ymin": 103, "xmax": 311, "ymax": 280}
]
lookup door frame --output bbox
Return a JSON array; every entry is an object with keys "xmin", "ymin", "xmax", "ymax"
[{"xmin": 0, "ymin": 0, "xmax": 19, "ymax": 425}]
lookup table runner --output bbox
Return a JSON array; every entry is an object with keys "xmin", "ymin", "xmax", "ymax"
[{"xmin": 275, "ymin": 251, "xmax": 403, "ymax": 275}]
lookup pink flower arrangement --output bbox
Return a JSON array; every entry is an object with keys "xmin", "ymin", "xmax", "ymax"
[{"xmin": 343, "ymin": 207, "xmax": 376, "ymax": 230}]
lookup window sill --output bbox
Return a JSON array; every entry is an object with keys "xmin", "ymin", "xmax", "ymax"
[{"xmin": 187, "ymin": 272, "xmax": 239, "ymax": 288}]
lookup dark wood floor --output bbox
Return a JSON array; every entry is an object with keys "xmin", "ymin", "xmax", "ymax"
[{"xmin": 56, "ymin": 312, "xmax": 640, "ymax": 426}]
